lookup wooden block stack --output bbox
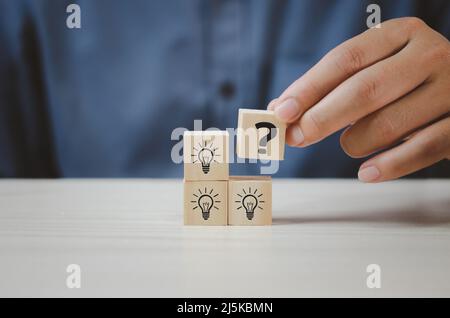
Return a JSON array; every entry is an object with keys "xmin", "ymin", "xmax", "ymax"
[
  {"xmin": 183, "ymin": 109, "xmax": 286, "ymax": 226},
  {"xmin": 184, "ymin": 131, "xmax": 229, "ymax": 226}
]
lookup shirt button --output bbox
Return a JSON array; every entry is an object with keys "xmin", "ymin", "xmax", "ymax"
[{"xmin": 219, "ymin": 81, "xmax": 235, "ymax": 100}]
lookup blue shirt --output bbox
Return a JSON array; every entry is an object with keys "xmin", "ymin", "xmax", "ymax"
[{"xmin": 1, "ymin": 0, "xmax": 449, "ymax": 178}]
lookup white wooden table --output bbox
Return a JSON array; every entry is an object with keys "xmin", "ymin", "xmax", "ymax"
[{"xmin": 0, "ymin": 179, "xmax": 449, "ymax": 297}]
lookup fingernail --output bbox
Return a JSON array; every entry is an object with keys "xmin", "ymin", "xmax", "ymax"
[
  {"xmin": 274, "ymin": 98, "xmax": 300, "ymax": 122},
  {"xmin": 291, "ymin": 125, "xmax": 305, "ymax": 145},
  {"xmin": 267, "ymin": 99, "xmax": 279, "ymax": 111},
  {"xmin": 358, "ymin": 166, "xmax": 381, "ymax": 183}
]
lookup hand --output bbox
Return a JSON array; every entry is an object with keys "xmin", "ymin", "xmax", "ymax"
[{"xmin": 269, "ymin": 17, "xmax": 450, "ymax": 183}]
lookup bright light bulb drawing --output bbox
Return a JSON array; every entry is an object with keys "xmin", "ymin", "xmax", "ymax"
[
  {"xmin": 191, "ymin": 187, "xmax": 221, "ymax": 220},
  {"xmin": 235, "ymin": 187, "xmax": 264, "ymax": 221},
  {"xmin": 191, "ymin": 139, "xmax": 220, "ymax": 174},
  {"xmin": 198, "ymin": 148, "xmax": 214, "ymax": 174}
]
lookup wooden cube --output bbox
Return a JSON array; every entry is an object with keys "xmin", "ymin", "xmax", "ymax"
[
  {"xmin": 184, "ymin": 180, "xmax": 228, "ymax": 226},
  {"xmin": 228, "ymin": 176, "xmax": 272, "ymax": 226},
  {"xmin": 236, "ymin": 109, "xmax": 286, "ymax": 161},
  {"xmin": 184, "ymin": 131, "xmax": 229, "ymax": 181}
]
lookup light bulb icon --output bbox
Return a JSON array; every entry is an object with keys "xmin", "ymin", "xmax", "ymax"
[
  {"xmin": 198, "ymin": 148, "xmax": 214, "ymax": 174},
  {"xmin": 198, "ymin": 194, "xmax": 214, "ymax": 220},
  {"xmin": 242, "ymin": 195, "xmax": 258, "ymax": 220},
  {"xmin": 235, "ymin": 187, "xmax": 264, "ymax": 221},
  {"xmin": 191, "ymin": 187, "xmax": 221, "ymax": 221},
  {"xmin": 191, "ymin": 139, "xmax": 220, "ymax": 175}
]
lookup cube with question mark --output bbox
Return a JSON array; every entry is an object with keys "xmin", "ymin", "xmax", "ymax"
[
  {"xmin": 184, "ymin": 131, "xmax": 229, "ymax": 181},
  {"xmin": 236, "ymin": 109, "xmax": 286, "ymax": 161}
]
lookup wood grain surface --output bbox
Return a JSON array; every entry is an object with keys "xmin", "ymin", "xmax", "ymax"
[{"xmin": 0, "ymin": 179, "xmax": 449, "ymax": 297}]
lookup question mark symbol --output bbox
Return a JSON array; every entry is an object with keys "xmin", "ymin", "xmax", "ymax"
[{"xmin": 255, "ymin": 122, "xmax": 277, "ymax": 155}]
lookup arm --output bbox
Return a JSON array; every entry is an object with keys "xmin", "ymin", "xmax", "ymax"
[{"xmin": 0, "ymin": 1, "xmax": 58, "ymax": 178}]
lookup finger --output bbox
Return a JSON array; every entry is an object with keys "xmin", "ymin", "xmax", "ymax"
[
  {"xmin": 341, "ymin": 78, "xmax": 450, "ymax": 158},
  {"xmin": 286, "ymin": 124, "xmax": 305, "ymax": 147},
  {"xmin": 273, "ymin": 17, "xmax": 421, "ymax": 123},
  {"xmin": 267, "ymin": 98, "xmax": 279, "ymax": 111},
  {"xmin": 290, "ymin": 39, "xmax": 432, "ymax": 147},
  {"xmin": 357, "ymin": 116, "xmax": 450, "ymax": 183}
]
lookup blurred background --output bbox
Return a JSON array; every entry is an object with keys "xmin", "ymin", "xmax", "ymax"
[{"xmin": 0, "ymin": 0, "xmax": 449, "ymax": 178}]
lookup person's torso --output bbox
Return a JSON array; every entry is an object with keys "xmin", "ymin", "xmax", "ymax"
[{"xmin": 1, "ymin": 0, "xmax": 448, "ymax": 177}]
